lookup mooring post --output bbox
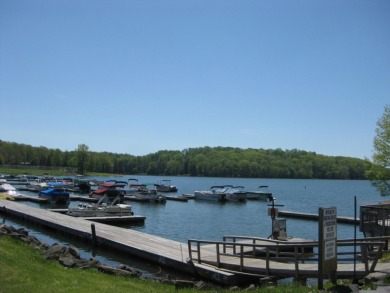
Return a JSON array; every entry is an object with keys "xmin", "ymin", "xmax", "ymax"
[{"xmin": 91, "ymin": 223, "xmax": 97, "ymax": 247}]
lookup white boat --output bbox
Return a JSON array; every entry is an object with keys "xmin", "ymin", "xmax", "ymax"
[
  {"xmin": 154, "ymin": 180, "xmax": 178, "ymax": 192},
  {"xmin": 194, "ymin": 185, "xmax": 246, "ymax": 202},
  {"xmin": 67, "ymin": 195, "xmax": 134, "ymax": 217},
  {"xmin": 124, "ymin": 179, "xmax": 166, "ymax": 203},
  {"xmin": 0, "ymin": 183, "xmax": 21, "ymax": 197},
  {"xmin": 246, "ymin": 185, "xmax": 272, "ymax": 201},
  {"xmin": 223, "ymin": 185, "xmax": 247, "ymax": 202}
]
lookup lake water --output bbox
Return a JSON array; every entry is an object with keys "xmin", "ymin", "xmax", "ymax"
[{"xmin": 1, "ymin": 175, "xmax": 384, "ymax": 276}]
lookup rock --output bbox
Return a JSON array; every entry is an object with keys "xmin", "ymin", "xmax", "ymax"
[
  {"xmin": 348, "ymin": 284, "xmax": 360, "ymax": 293},
  {"xmin": 59, "ymin": 254, "xmax": 78, "ymax": 268},
  {"xmin": 229, "ymin": 286, "xmax": 240, "ymax": 291},
  {"xmin": 2, "ymin": 225, "xmax": 17, "ymax": 234},
  {"xmin": 44, "ymin": 244, "xmax": 66, "ymax": 260},
  {"xmin": 19, "ymin": 236, "xmax": 32, "ymax": 243},
  {"xmin": 117, "ymin": 264, "xmax": 141, "ymax": 276},
  {"xmin": 97, "ymin": 265, "xmax": 139, "ymax": 277},
  {"xmin": 194, "ymin": 280, "xmax": 207, "ymax": 289},
  {"xmin": 365, "ymin": 272, "xmax": 389, "ymax": 283},
  {"xmin": 245, "ymin": 284, "xmax": 256, "ymax": 291},
  {"xmin": 174, "ymin": 280, "xmax": 195, "ymax": 289},
  {"xmin": 16, "ymin": 227, "xmax": 28, "ymax": 236},
  {"xmin": 68, "ymin": 245, "xmax": 80, "ymax": 259}
]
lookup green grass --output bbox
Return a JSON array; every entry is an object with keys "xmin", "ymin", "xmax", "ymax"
[{"xmin": 0, "ymin": 235, "xmax": 319, "ymax": 293}]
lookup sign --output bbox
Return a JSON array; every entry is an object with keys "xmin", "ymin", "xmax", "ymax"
[
  {"xmin": 322, "ymin": 207, "xmax": 337, "ymax": 261},
  {"xmin": 268, "ymin": 207, "xmax": 278, "ymax": 218},
  {"xmin": 318, "ymin": 207, "xmax": 337, "ymax": 288}
]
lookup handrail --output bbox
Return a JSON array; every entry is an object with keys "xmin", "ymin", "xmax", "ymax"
[{"xmin": 188, "ymin": 236, "xmax": 388, "ymax": 277}]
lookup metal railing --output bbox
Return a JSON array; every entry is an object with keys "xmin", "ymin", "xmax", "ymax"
[{"xmin": 188, "ymin": 235, "xmax": 390, "ymax": 277}]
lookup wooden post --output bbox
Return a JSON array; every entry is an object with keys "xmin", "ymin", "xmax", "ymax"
[{"xmin": 91, "ymin": 223, "xmax": 97, "ymax": 247}]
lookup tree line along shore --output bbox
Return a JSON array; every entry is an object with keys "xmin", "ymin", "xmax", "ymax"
[{"xmin": 0, "ymin": 140, "xmax": 371, "ymax": 180}]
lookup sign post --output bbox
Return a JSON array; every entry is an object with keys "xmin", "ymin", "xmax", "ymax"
[
  {"xmin": 267, "ymin": 196, "xmax": 284, "ymax": 239},
  {"xmin": 318, "ymin": 207, "xmax": 337, "ymax": 290}
]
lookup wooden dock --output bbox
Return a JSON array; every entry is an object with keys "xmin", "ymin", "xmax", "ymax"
[{"xmin": 278, "ymin": 210, "xmax": 359, "ymax": 225}]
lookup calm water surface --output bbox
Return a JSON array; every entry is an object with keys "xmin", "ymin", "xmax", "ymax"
[{"xmin": 1, "ymin": 176, "xmax": 383, "ymax": 275}]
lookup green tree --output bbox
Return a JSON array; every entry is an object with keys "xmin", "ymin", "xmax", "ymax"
[
  {"xmin": 367, "ymin": 105, "xmax": 390, "ymax": 196},
  {"xmin": 76, "ymin": 144, "xmax": 89, "ymax": 174}
]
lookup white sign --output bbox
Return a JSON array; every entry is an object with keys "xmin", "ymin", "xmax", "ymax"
[
  {"xmin": 323, "ymin": 208, "xmax": 337, "ymax": 240},
  {"xmin": 325, "ymin": 239, "xmax": 336, "ymax": 260}
]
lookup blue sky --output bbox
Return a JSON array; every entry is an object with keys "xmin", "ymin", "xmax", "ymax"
[{"xmin": 0, "ymin": 0, "xmax": 389, "ymax": 159}]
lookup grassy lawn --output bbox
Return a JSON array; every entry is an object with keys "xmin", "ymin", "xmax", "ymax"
[{"xmin": 0, "ymin": 235, "xmax": 319, "ymax": 293}]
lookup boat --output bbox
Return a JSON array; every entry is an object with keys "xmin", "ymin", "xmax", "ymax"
[
  {"xmin": 124, "ymin": 179, "xmax": 166, "ymax": 203},
  {"xmin": 39, "ymin": 187, "xmax": 70, "ymax": 203},
  {"xmin": 222, "ymin": 185, "xmax": 247, "ymax": 202},
  {"xmin": 246, "ymin": 185, "xmax": 273, "ymax": 201},
  {"xmin": 194, "ymin": 185, "xmax": 246, "ymax": 202},
  {"xmin": 0, "ymin": 192, "xmax": 15, "ymax": 200},
  {"xmin": 0, "ymin": 183, "xmax": 21, "ymax": 197},
  {"xmin": 125, "ymin": 188, "xmax": 167, "ymax": 203},
  {"xmin": 108, "ymin": 179, "xmax": 139, "ymax": 196},
  {"xmin": 67, "ymin": 195, "xmax": 134, "ymax": 217},
  {"xmin": 89, "ymin": 183, "xmax": 125, "ymax": 203},
  {"xmin": 154, "ymin": 180, "xmax": 178, "ymax": 192},
  {"xmin": 194, "ymin": 186, "xmax": 229, "ymax": 202},
  {"xmin": 0, "ymin": 182, "xmax": 17, "ymax": 201}
]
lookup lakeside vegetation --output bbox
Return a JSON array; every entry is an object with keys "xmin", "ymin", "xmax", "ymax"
[{"xmin": 0, "ymin": 140, "xmax": 371, "ymax": 179}]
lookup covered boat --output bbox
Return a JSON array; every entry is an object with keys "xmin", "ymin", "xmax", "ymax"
[
  {"xmin": 89, "ymin": 183, "xmax": 125, "ymax": 203},
  {"xmin": 39, "ymin": 188, "xmax": 70, "ymax": 203}
]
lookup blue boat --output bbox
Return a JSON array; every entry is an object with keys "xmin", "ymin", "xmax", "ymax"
[{"xmin": 39, "ymin": 188, "xmax": 70, "ymax": 203}]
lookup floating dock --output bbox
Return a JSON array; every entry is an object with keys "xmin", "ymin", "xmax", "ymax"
[
  {"xmin": 278, "ymin": 210, "xmax": 359, "ymax": 225},
  {"xmin": 47, "ymin": 209, "xmax": 146, "ymax": 224}
]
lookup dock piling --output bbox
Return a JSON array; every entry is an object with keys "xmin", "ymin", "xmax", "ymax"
[{"xmin": 91, "ymin": 223, "xmax": 97, "ymax": 247}]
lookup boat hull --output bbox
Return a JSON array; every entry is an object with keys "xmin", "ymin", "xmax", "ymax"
[
  {"xmin": 194, "ymin": 191, "xmax": 227, "ymax": 202},
  {"xmin": 39, "ymin": 188, "xmax": 70, "ymax": 203}
]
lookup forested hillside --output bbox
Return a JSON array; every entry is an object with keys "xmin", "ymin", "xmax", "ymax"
[{"xmin": 0, "ymin": 140, "xmax": 371, "ymax": 179}]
